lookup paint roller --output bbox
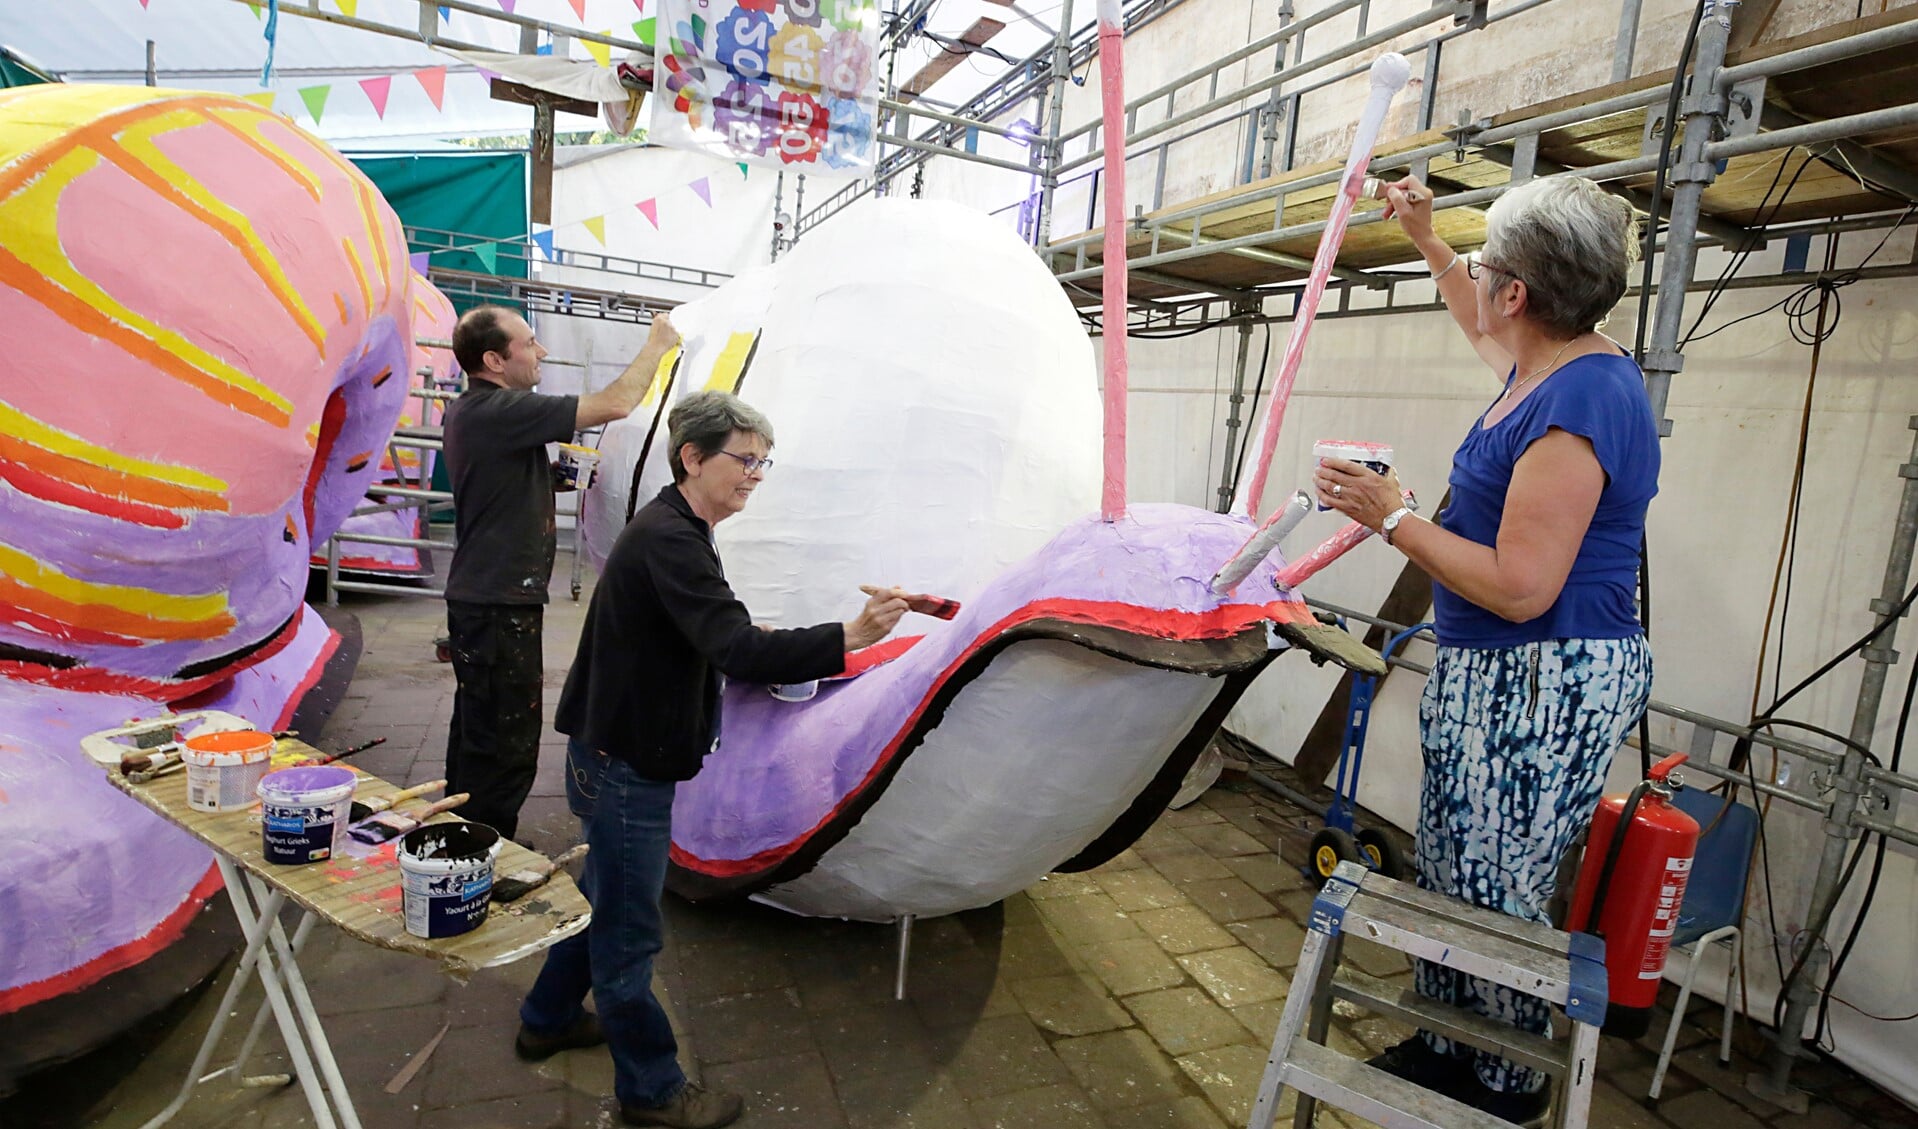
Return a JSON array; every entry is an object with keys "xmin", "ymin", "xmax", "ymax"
[
  {"xmin": 1210, "ymin": 491, "xmax": 1313, "ymax": 596},
  {"xmin": 492, "ymin": 843, "xmax": 590, "ymax": 904}
]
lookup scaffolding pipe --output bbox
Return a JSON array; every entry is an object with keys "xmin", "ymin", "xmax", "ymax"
[
  {"xmin": 1057, "ymin": 2, "xmax": 1461, "ymax": 175},
  {"xmin": 1717, "ymin": 11, "xmax": 1918, "ymax": 87},
  {"xmin": 1763, "ymin": 414, "xmax": 1918, "ymax": 1103},
  {"xmin": 1613, "ymin": 0, "xmax": 1643, "ymax": 82},
  {"xmin": 1215, "ymin": 311, "xmax": 1256, "ymax": 512},
  {"xmin": 1035, "ymin": 0, "xmax": 1078, "ymax": 248}
]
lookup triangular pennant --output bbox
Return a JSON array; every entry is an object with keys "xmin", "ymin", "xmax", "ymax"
[
  {"xmin": 415, "ymin": 66, "xmax": 447, "ymax": 110},
  {"xmin": 409, "ymin": 251, "xmax": 431, "ymax": 275},
  {"xmin": 474, "ymin": 243, "xmax": 499, "ymax": 273},
  {"xmin": 632, "ymin": 18, "xmax": 655, "ymax": 46},
  {"xmin": 242, "ymin": 91, "xmax": 277, "ymax": 111},
  {"xmin": 247, "ymin": 2, "xmax": 264, "ymax": 18},
  {"xmin": 568, "ymin": 0, "xmax": 587, "ymax": 18},
  {"xmin": 583, "ymin": 34, "xmax": 612, "ymax": 67},
  {"xmin": 531, "ymin": 229, "xmax": 556, "ymax": 260},
  {"xmin": 439, "ymin": 5, "xmax": 450, "ymax": 20},
  {"xmin": 359, "ymin": 75, "xmax": 392, "ymax": 118},
  {"xmin": 336, "ymin": 0, "xmax": 357, "ymax": 16},
  {"xmin": 478, "ymin": 67, "xmax": 501, "ymax": 84},
  {"xmin": 634, "ymin": 0, "xmax": 645, "ymax": 12},
  {"xmin": 297, "ymin": 84, "xmax": 331, "ymax": 123},
  {"xmin": 582, "ymin": 215, "xmax": 607, "ymax": 245},
  {"xmin": 689, "ymin": 177, "xmax": 712, "ymax": 207},
  {"xmin": 737, "ymin": 161, "xmax": 749, "ymax": 178},
  {"xmin": 497, "ymin": 0, "xmax": 516, "ymax": 13},
  {"xmin": 636, "ymin": 199, "xmax": 659, "ymax": 229}
]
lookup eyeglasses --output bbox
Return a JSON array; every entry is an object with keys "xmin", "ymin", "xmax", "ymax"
[
  {"xmin": 1466, "ymin": 252, "xmax": 1526, "ymax": 290},
  {"xmin": 715, "ymin": 450, "xmax": 774, "ymax": 475}
]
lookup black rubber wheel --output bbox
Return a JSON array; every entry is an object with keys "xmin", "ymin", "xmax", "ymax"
[
  {"xmin": 1355, "ymin": 827, "xmax": 1408, "ymax": 880},
  {"xmin": 1308, "ymin": 827, "xmax": 1362, "ymax": 886}
]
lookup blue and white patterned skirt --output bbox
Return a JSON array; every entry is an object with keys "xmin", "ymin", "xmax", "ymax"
[{"xmin": 1414, "ymin": 635, "xmax": 1653, "ymax": 1093}]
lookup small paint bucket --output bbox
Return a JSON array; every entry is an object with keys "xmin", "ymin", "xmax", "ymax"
[
  {"xmin": 769, "ymin": 680, "xmax": 819, "ymax": 702},
  {"xmin": 257, "ymin": 766, "xmax": 357, "ymax": 864},
  {"xmin": 398, "ymin": 822, "xmax": 501, "ymax": 939},
  {"xmin": 184, "ymin": 729, "xmax": 275, "ymax": 813},
  {"xmin": 555, "ymin": 443, "xmax": 601, "ymax": 490},
  {"xmin": 1313, "ymin": 439, "xmax": 1395, "ymax": 509}
]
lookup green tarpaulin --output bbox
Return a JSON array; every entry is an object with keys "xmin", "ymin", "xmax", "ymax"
[
  {"xmin": 349, "ymin": 151, "xmax": 529, "ymax": 303},
  {"xmin": 0, "ymin": 48, "xmax": 56, "ymax": 88}
]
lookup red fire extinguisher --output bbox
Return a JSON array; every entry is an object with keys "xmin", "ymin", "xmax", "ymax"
[{"xmin": 1565, "ymin": 751, "xmax": 1701, "ymax": 1039}]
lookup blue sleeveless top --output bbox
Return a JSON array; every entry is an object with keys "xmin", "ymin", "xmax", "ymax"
[{"xmin": 1431, "ymin": 352, "xmax": 1661, "ymax": 649}]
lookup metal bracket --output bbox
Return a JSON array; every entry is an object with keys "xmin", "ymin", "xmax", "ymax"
[
  {"xmin": 1861, "ymin": 645, "xmax": 1901, "ymax": 667},
  {"xmin": 1445, "ymin": 110, "xmax": 1488, "ymax": 164},
  {"xmin": 1455, "ymin": 0, "xmax": 1489, "ymax": 31},
  {"xmin": 1725, "ymin": 77, "xmax": 1767, "ymax": 139},
  {"xmin": 1308, "ymin": 872, "xmax": 1362, "ymax": 937},
  {"xmin": 1868, "ymin": 596, "xmax": 1912, "ymax": 617},
  {"xmin": 1565, "ymin": 932, "xmax": 1609, "ymax": 1027},
  {"xmin": 1642, "ymin": 348, "xmax": 1686, "ymax": 376}
]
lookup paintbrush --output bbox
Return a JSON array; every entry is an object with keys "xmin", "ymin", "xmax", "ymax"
[
  {"xmin": 347, "ymin": 779, "xmax": 446, "ymax": 824},
  {"xmin": 346, "ymin": 793, "xmax": 468, "ymax": 847},
  {"xmin": 120, "ymin": 747, "xmax": 181, "ymax": 776},
  {"xmin": 492, "ymin": 844, "xmax": 589, "ymax": 904},
  {"xmin": 858, "ymin": 585, "xmax": 962, "ymax": 620},
  {"xmin": 300, "ymin": 736, "xmax": 386, "ymax": 766}
]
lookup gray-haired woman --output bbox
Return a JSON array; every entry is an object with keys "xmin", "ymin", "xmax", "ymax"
[
  {"xmin": 518, "ymin": 390, "xmax": 909, "ymax": 1129},
  {"xmin": 1313, "ymin": 175, "xmax": 1660, "ymax": 1125}
]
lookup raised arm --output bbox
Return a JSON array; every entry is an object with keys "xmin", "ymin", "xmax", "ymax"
[
  {"xmin": 577, "ymin": 313, "xmax": 682, "ymax": 430},
  {"xmin": 1380, "ymin": 175, "xmax": 1512, "ymax": 380}
]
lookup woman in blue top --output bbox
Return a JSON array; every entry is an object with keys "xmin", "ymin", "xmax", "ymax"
[{"xmin": 1314, "ymin": 173, "xmax": 1659, "ymax": 1125}]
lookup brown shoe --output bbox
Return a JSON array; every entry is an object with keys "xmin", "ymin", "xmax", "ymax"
[
  {"xmin": 513, "ymin": 1012, "xmax": 604, "ymax": 1062},
  {"xmin": 621, "ymin": 1082, "xmax": 744, "ymax": 1129}
]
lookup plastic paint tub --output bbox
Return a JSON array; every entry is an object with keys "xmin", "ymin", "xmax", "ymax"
[
  {"xmin": 1313, "ymin": 440, "xmax": 1395, "ymax": 510},
  {"xmin": 398, "ymin": 822, "xmax": 502, "ymax": 939},
  {"xmin": 257, "ymin": 765, "xmax": 357, "ymax": 865},
  {"xmin": 555, "ymin": 443, "xmax": 601, "ymax": 490},
  {"xmin": 184, "ymin": 729, "xmax": 275, "ymax": 813}
]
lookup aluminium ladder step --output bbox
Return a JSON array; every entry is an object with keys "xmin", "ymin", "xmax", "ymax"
[
  {"xmin": 1278, "ymin": 1041, "xmax": 1533, "ymax": 1129},
  {"xmin": 1329, "ymin": 967, "xmax": 1566, "ymax": 1079}
]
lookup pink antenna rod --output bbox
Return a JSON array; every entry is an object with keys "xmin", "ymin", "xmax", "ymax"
[
  {"xmin": 1096, "ymin": 0, "xmax": 1129, "ymax": 522},
  {"xmin": 1237, "ymin": 52, "xmax": 1411, "ymax": 517}
]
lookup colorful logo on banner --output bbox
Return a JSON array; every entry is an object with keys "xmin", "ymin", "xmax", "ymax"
[{"xmin": 651, "ymin": 0, "xmax": 879, "ymax": 174}]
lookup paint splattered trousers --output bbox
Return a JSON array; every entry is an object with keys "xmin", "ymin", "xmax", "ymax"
[
  {"xmin": 444, "ymin": 601, "xmax": 545, "ymax": 841},
  {"xmin": 1414, "ymin": 635, "xmax": 1652, "ymax": 1094}
]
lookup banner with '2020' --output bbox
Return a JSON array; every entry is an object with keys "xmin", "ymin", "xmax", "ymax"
[{"xmin": 650, "ymin": 0, "xmax": 880, "ymax": 175}]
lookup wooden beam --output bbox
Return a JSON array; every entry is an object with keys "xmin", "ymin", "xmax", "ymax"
[
  {"xmin": 897, "ymin": 18, "xmax": 1006, "ymax": 101},
  {"xmin": 1727, "ymin": 0, "xmax": 1787, "ymax": 54},
  {"xmin": 489, "ymin": 79, "xmax": 595, "ymax": 227}
]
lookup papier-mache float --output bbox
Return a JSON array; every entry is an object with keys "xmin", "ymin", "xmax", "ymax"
[{"xmin": 0, "ymin": 83, "xmax": 420, "ymax": 1068}]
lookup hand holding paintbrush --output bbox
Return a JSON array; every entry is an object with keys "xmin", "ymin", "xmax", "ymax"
[{"xmin": 858, "ymin": 585, "xmax": 962, "ymax": 621}]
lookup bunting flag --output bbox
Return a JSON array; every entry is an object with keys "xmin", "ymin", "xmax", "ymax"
[
  {"xmin": 297, "ymin": 84, "xmax": 330, "ymax": 123},
  {"xmin": 474, "ymin": 242, "xmax": 500, "ymax": 274},
  {"xmin": 634, "ymin": 0, "xmax": 646, "ymax": 12},
  {"xmin": 409, "ymin": 251, "xmax": 432, "ymax": 275},
  {"xmin": 583, "ymin": 33, "xmax": 612, "ymax": 67},
  {"xmin": 248, "ymin": 2, "xmax": 264, "ymax": 17},
  {"xmin": 633, "ymin": 18, "xmax": 655, "ymax": 46},
  {"xmin": 335, "ymin": 0, "xmax": 358, "ymax": 16},
  {"xmin": 738, "ymin": 161, "xmax": 750, "ymax": 178},
  {"xmin": 359, "ymin": 75, "xmax": 392, "ymax": 118},
  {"xmin": 636, "ymin": 199, "xmax": 659, "ymax": 229},
  {"xmin": 582, "ymin": 216, "xmax": 607, "ymax": 245},
  {"xmin": 243, "ymin": 91, "xmax": 277, "ymax": 111},
  {"xmin": 440, "ymin": 5, "xmax": 451, "ymax": 20},
  {"xmin": 531, "ymin": 229, "xmax": 556, "ymax": 260},
  {"xmin": 415, "ymin": 66, "xmax": 447, "ymax": 110},
  {"xmin": 689, "ymin": 177, "xmax": 712, "ymax": 206},
  {"xmin": 498, "ymin": 0, "xmax": 516, "ymax": 13},
  {"xmin": 568, "ymin": 0, "xmax": 588, "ymax": 18}
]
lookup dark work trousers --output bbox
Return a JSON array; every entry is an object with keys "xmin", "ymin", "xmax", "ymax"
[{"xmin": 444, "ymin": 601, "xmax": 545, "ymax": 841}]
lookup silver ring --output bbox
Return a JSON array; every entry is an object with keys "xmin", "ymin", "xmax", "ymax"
[{"xmin": 1332, "ymin": 484, "xmax": 1343, "ymax": 498}]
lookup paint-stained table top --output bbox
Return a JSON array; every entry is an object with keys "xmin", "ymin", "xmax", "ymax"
[{"xmin": 102, "ymin": 736, "xmax": 589, "ymax": 976}]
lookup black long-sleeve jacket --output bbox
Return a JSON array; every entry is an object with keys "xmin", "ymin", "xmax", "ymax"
[{"xmin": 554, "ymin": 484, "xmax": 845, "ymax": 781}]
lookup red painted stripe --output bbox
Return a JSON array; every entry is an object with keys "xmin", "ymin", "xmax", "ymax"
[
  {"xmin": 0, "ymin": 610, "xmax": 300, "ymax": 700},
  {"xmin": 0, "ymin": 864, "xmax": 222, "ymax": 1015},
  {"xmin": 0, "ymin": 458, "xmax": 186, "ymax": 529},
  {"xmin": 670, "ymin": 596, "xmax": 1305, "ymax": 879}
]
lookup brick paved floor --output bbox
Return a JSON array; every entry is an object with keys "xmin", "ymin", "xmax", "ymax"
[{"xmin": 56, "ymin": 552, "xmax": 1909, "ymax": 1129}]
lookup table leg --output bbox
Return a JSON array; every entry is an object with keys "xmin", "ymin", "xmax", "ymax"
[
  {"xmin": 225, "ymin": 870, "xmax": 340, "ymax": 1129},
  {"xmin": 215, "ymin": 912, "xmax": 318, "ymax": 1088},
  {"xmin": 253, "ymin": 874, "xmax": 365, "ymax": 1129},
  {"xmin": 135, "ymin": 859, "xmax": 278, "ymax": 1129}
]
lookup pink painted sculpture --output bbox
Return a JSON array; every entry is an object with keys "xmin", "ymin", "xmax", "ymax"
[{"xmin": 0, "ymin": 84, "xmax": 414, "ymax": 1016}]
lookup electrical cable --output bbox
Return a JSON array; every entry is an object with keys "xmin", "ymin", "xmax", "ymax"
[{"xmin": 1227, "ymin": 322, "xmax": 1273, "ymax": 502}]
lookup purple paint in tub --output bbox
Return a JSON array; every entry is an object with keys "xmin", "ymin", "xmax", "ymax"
[
  {"xmin": 1313, "ymin": 439, "xmax": 1394, "ymax": 510},
  {"xmin": 257, "ymin": 765, "xmax": 358, "ymax": 864}
]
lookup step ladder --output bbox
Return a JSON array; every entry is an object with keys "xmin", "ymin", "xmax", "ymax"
[{"xmin": 1247, "ymin": 861, "xmax": 1608, "ymax": 1129}]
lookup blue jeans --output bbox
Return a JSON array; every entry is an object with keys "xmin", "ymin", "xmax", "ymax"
[{"xmin": 520, "ymin": 738, "xmax": 685, "ymax": 1108}]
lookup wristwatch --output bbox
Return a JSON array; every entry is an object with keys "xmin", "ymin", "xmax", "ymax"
[{"xmin": 1381, "ymin": 506, "xmax": 1416, "ymax": 546}]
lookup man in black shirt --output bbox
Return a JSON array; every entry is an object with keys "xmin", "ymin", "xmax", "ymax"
[
  {"xmin": 441, "ymin": 305, "xmax": 679, "ymax": 839},
  {"xmin": 515, "ymin": 390, "xmax": 909, "ymax": 1128}
]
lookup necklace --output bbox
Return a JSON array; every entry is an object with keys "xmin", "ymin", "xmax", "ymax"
[{"xmin": 1502, "ymin": 336, "xmax": 1580, "ymax": 402}]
